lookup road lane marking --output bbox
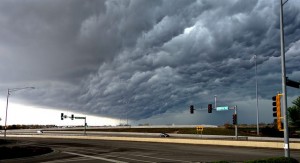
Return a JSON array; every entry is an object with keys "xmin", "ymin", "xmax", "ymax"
[
  {"xmin": 42, "ymin": 157, "xmax": 92, "ymax": 163},
  {"xmin": 101, "ymin": 154, "xmax": 156, "ymax": 163},
  {"xmin": 63, "ymin": 151, "xmax": 128, "ymax": 163},
  {"xmin": 133, "ymin": 154, "xmax": 193, "ymax": 163}
]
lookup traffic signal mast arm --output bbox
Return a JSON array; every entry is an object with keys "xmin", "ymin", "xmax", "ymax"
[
  {"xmin": 189, "ymin": 104, "xmax": 214, "ymax": 114},
  {"xmin": 60, "ymin": 113, "xmax": 87, "ymax": 135},
  {"xmin": 190, "ymin": 104, "xmax": 235, "ymax": 113},
  {"xmin": 61, "ymin": 113, "xmax": 85, "ymax": 120},
  {"xmin": 75, "ymin": 116, "xmax": 86, "ymax": 119},
  {"xmin": 286, "ymin": 77, "xmax": 300, "ymax": 89}
]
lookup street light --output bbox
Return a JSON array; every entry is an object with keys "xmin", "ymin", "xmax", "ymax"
[
  {"xmin": 4, "ymin": 87, "xmax": 35, "ymax": 139},
  {"xmin": 254, "ymin": 55, "xmax": 259, "ymax": 136},
  {"xmin": 251, "ymin": 55, "xmax": 259, "ymax": 136}
]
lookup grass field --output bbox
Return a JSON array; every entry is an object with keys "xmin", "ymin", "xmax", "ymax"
[
  {"xmin": 63, "ymin": 127, "xmax": 262, "ymax": 136},
  {"xmin": 50, "ymin": 125, "xmax": 300, "ymax": 137}
]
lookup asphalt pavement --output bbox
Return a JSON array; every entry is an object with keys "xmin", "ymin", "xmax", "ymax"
[{"xmin": 2, "ymin": 136, "xmax": 300, "ymax": 163}]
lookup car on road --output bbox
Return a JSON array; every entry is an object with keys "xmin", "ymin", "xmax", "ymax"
[
  {"xmin": 159, "ymin": 133, "xmax": 170, "ymax": 137},
  {"xmin": 37, "ymin": 130, "xmax": 43, "ymax": 134}
]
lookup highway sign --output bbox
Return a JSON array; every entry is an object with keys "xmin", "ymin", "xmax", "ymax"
[{"xmin": 216, "ymin": 106, "xmax": 229, "ymax": 111}]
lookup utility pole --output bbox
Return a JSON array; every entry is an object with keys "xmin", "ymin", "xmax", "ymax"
[{"xmin": 280, "ymin": 0, "xmax": 290, "ymax": 158}]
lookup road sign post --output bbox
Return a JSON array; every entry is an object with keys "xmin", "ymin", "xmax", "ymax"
[{"xmin": 196, "ymin": 126, "xmax": 204, "ymax": 138}]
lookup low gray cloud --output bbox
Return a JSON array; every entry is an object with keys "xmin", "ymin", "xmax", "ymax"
[{"xmin": 0, "ymin": 0, "xmax": 300, "ymax": 125}]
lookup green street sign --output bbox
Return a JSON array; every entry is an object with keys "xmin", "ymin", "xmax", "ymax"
[{"xmin": 216, "ymin": 106, "xmax": 229, "ymax": 111}]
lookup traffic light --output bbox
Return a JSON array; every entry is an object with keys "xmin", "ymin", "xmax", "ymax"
[
  {"xmin": 232, "ymin": 114, "xmax": 237, "ymax": 125},
  {"xmin": 71, "ymin": 114, "xmax": 74, "ymax": 120},
  {"xmin": 208, "ymin": 104, "xmax": 212, "ymax": 113},
  {"xmin": 61, "ymin": 113, "xmax": 64, "ymax": 120},
  {"xmin": 272, "ymin": 94, "xmax": 282, "ymax": 131},
  {"xmin": 190, "ymin": 105, "xmax": 194, "ymax": 114}
]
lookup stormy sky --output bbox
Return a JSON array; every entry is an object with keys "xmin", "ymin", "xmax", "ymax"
[{"xmin": 0, "ymin": 0, "xmax": 300, "ymax": 125}]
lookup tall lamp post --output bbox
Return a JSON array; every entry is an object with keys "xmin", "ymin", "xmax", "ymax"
[
  {"xmin": 4, "ymin": 87, "xmax": 35, "ymax": 139},
  {"xmin": 251, "ymin": 55, "xmax": 259, "ymax": 135},
  {"xmin": 254, "ymin": 55, "xmax": 259, "ymax": 136}
]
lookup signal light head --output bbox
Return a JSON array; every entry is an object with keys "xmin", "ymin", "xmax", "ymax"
[
  {"xmin": 271, "ymin": 94, "xmax": 283, "ymax": 131},
  {"xmin": 232, "ymin": 114, "xmax": 237, "ymax": 125},
  {"xmin": 190, "ymin": 105, "xmax": 194, "ymax": 114},
  {"xmin": 208, "ymin": 104, "xmax": 212, "ymax": 113}
]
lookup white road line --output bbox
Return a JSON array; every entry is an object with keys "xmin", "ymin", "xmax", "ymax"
[
  {"xmin": 133, "ymin": 154, "xmax": 193, "ymax": 163},
  {"xmin": 102, "ymin": 154, "xmax": 156, "ymax": 163},
  {"xmin": 63, "ymin": 151, "xmax": 128, "ymax": 163},
  {"xmin": 42, "ymin": 157, "xmax": 92, "ymax": 163}
]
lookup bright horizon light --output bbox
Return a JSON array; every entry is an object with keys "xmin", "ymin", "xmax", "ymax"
[{"xmin": 0, "ymin": 100, "xmax": 119, "ymax": 126}]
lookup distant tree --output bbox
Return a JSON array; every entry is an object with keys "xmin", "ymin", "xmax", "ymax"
[{"xmin": 288, "ymin": 96, "xmax": 300, "ymax": 127}]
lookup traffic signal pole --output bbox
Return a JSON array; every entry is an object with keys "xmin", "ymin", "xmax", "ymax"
[
  {"xmin": 61, "ymin": 113, "xmax": 87, "ymax": 135},
  {"xmin": 234, "ymin": 106, "xmax": 238, "ymax": 140},
  {"xmin": 279, "ymin": 0, "xmax": 290, "ymax": 158},
  {"xmin": 75, "ymin": 117, "xmax": 87, "ymax": 135},
  {"xmin": 214, "ymin": 95, "xmax": 217, "ymax": 109}
]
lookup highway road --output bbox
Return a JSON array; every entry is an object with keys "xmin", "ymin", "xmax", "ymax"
[
  {"xmin": 4, "ymin": 129, "xmax": 300, "ymax": 142},
  {"xmin": 2, "ymin": 136, "xmax": 300, "ymax": 163}
]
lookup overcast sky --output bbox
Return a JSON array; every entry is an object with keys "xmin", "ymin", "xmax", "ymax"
[{"xmin": 0, "ymin": 0, "xmax": 300, "ymax": 126}]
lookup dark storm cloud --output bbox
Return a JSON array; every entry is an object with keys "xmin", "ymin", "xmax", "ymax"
[
  {"xmin": 1, "ymin": 0, "xmax": 300, "ymax": 124},
  {"xmin": 0, "ymin": 0, "xmax": 110, "ymax": 83}
]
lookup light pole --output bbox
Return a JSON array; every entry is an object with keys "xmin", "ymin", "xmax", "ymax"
[
  {"xmin": 251, "ymin": 55, "xmax": 259, "ymax": 135},
  {"xmin": 4, "ymin": 87, "xmax": 35, "ymax": 139},
  {"xmin": 254, "ymin": 55, "xmax": 259, "ymax": 136}
]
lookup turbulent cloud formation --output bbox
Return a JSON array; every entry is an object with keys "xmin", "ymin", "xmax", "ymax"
[{"xmin": 0, "ymin": 0, "xmax": 300, "ymax": 125}]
